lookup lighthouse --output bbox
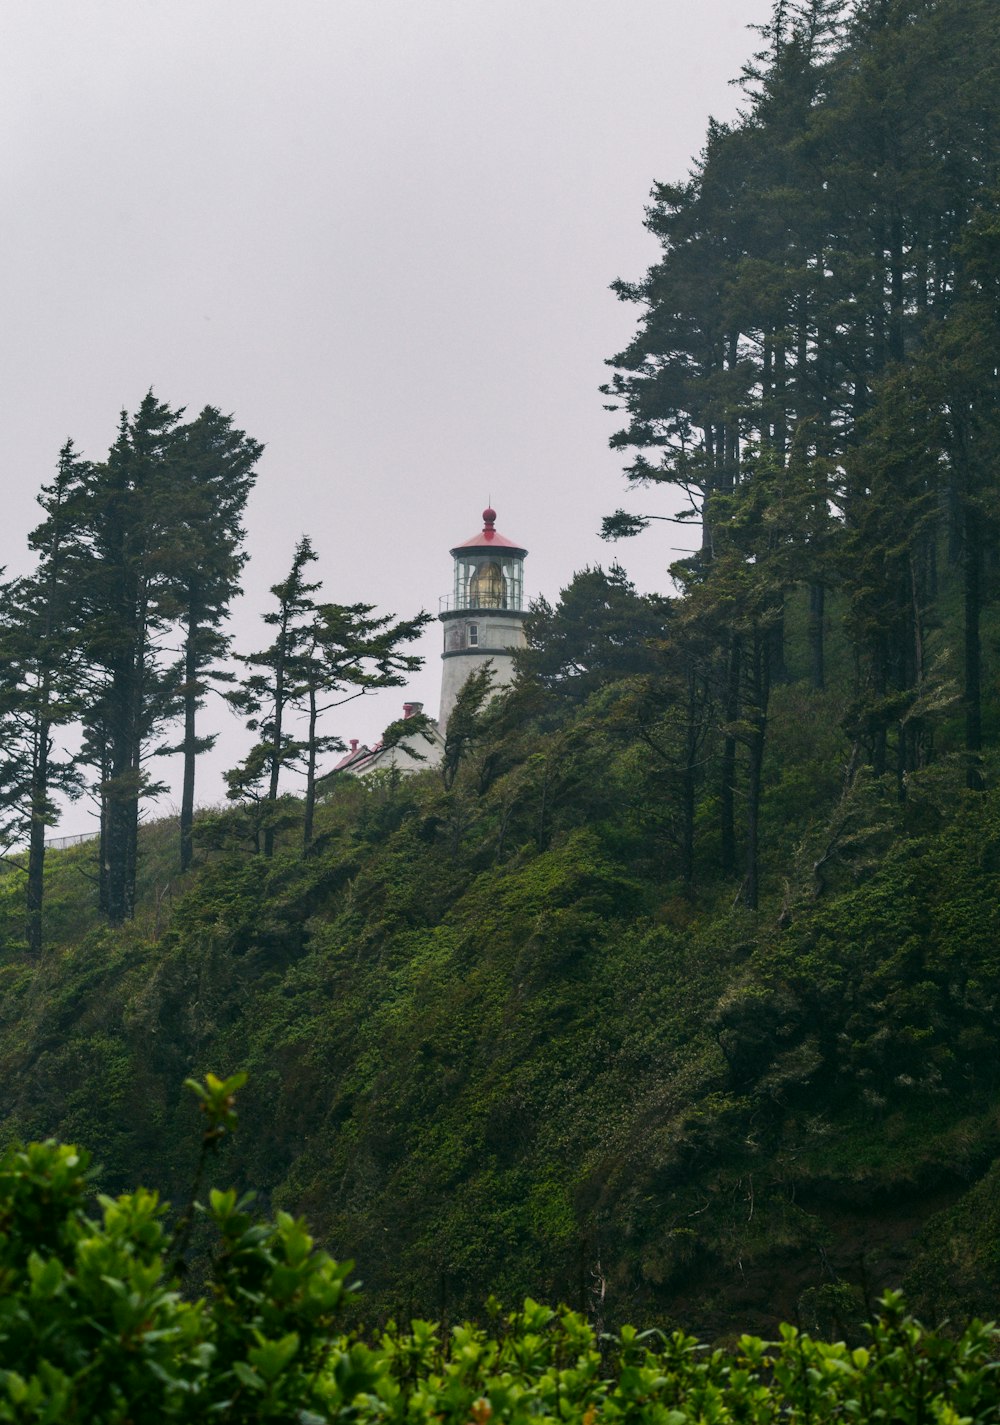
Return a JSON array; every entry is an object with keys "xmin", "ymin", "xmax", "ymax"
[{"xmin": 439, "ymin": 506, "xmax": 528, "ymax": 732}]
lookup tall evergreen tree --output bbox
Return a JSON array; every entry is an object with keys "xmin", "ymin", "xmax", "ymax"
[
  {"xmin": 0, "ymin": 574, "xmax": 86, "ymax": 954},
  {"xmin": 603, "ymin": 0, "xmax": 1000, "ymax": 895},
  {"xmin": 80, "ymin": 393, "xmax": 185, "ymax": 924},
  {"xmin": 155, "ymin": 407, "xmax": 263, "ymax": 871},
  {"xmin": 226, "ymin": 537, "xmax": 321, "ymax": 858},
  {"xmin": 0, "ymin": 443, "xmax": 92, "ymax": 950}
]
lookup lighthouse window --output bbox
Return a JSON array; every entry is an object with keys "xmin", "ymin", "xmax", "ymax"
[
  {"xmin": 453, "ymin": 551, "xmax": 524, "ymax": 611},
  {"xmin": 468, "ymin": 623, "xmax": 479, "ymax": 646},
  {"xmin": 469, "ymin": 560, "xmax": 505, "ymax": 608}
]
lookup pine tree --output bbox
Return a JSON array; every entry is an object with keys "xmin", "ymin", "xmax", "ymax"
[
  {"xmin": 226, "ymin": 537, "xmax": 320, "ymax": 858},
  {"xmin": 80, "ymin": 393, "xmax": 185, "ymax": 924},
  {"xmin": 155, "ymin": 407, "xmax": 262, "ymax": 871},
  {"xmin": 227, "ymin": 539, "xmax": 431, "ymax": 853},
  {"xmin": 0, "ymin": 443, "xmax": 94, "ymax": 949},
  {"xmin": 515, "ymin": 566, "xmax": 669, "ymax": 705},
  {"xmin": 0, "ymin": 571, "xmax": 86, "ymax": 953},
  {"xmin": 15, "ymin": 442, "xmax": 92, "ymax": 949}
]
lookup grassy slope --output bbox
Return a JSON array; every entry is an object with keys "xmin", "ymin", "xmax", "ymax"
[{"xmin": 1, "ymin": 602, "xmax": 1000, "ymax": 1339}]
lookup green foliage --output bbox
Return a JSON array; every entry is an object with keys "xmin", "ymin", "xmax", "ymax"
[
  {"xmin": 5, "ymin": 0, "xmax": 1000, "ymax": 1352},
  {"xmin": 225, "ymin": 537, "xmax": 430, "ymax": 853},
  {"xmin": 516, "ymin": 567, "xmax": 669, "ymax": 706},
  {"xmin": 10, "ymin": 730, "xmax": 1000, "ymax": 1335},
  {"xmin": 908, "ymin": 1160, "xmax": 1000, "ymax": 1323},
  {"xmin": 0, "ymin": 1132, "xmax": 359, "ymax": 1423},
  {"xmin": 1, "ymin": 1127, "xmax": 998, "ymax": 1425}
]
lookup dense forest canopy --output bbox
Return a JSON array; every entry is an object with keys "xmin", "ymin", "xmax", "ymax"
[
  {"xmin": 1, "ymin": 0, "xmax": 1000, "ymax": 1356},
  {"xmin": 601, "ymin": 0, "xmax": 1000, "ymax": 901}
]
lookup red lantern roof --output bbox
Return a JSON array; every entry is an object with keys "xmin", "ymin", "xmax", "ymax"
[{"xmin": 451, "ymin": 506, "xmax": 527, "ymax": 556}]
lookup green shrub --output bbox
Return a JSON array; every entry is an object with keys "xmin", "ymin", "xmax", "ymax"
[
  {"xmin": 1, "ymin": 1086, "xmax": 998, "ymax": 1423},
  {"xmin": 0, "ymin": 1076, "xmax": 363, "ymax": 1422}
]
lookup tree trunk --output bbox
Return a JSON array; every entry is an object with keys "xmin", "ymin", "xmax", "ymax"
[
  {"xmin": 98, "ymin": 744, "xmax": 110, "ymax": 918},
  {"xmin": 871, "ymin": 635, "xmax": 888, "ymax": 780},
  {"xmin": 774, "ymin": 342, "xmax": 787, "ymax": 460},
  {"xmin": 721, "ymin": 633, "xmax": 741, "ymax": 878},
  {"xmin": 263, "ymin": 612, "xmax": 290, "ymax": 859},
  {"xmin": 742, "ymin": 627, "xmax": 771, "ymax": 912},
  {"xmin": 680, "ymin": 666, "xmax": 698, "ymax": 894},
  {"xmin": 796, "ymin": 288, "xmax": 809, "ymax": 425},
  {"xmin": 702, "ymin": 425, "xmax": 716, "ymax": 556},
  {"xmin": 770, "ymin": 592, "xmax": 787, "ymax": 682},
  {"xmin": 125, "ymin": 609, "xmax": 149, "ymax": 921},
  {"xmin": 303, "ymin": 686, "xmax": 318, "ymax": 850},
  {"xmin": 180, "ymin": 608, "xmax": 199, "ymax": 874},
  {"xmin": 723, "ymin": 332, "xmax": 740, "ymax": 493},
  {"xmin": 964, "ymin": 503, "xmax": 984, "ymax": 790},
  {"xmin": 106, "ymin": 801, "xmax": 130, "ymax": 925},
  {"xmin": 106, "ymin": 659, "xmax": 133, "ymax": 926},
  {"xmin": 25, "ymin": 718, "xmax": 50, "ymax": 956},
  {"xmin": 888, "ymin": 212, "xmax": 905, "ymax": 364},
  {"xmin": 808, "ymin": 583, "xmax": 825, "ymax": 691}
]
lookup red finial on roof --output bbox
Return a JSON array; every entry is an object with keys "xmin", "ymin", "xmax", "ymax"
[{"xmin": 450, "ymin": 505, "xmax": 527, "ymax": 555}]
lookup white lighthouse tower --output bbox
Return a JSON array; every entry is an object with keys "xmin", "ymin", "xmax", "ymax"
[{"xmin": 439, "ymin": 506, "xmax": 528, "ymax": 732}]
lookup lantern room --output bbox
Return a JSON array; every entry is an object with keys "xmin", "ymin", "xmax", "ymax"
[{"xmin": 447, "ymin": 507, "xmax": 527, "ymax": 612}]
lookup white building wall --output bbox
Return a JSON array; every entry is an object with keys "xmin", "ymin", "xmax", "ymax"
[
  {"xmin": 439, "ymin": 647, "xmax": 519, "ymax": 733},
  {"xmin": 356, "ymin": 726, "xmax": 445, "ymax": 777},
  {"xmin": 438, "ymin": 606, "xmax": 527, "ymax": 731}
]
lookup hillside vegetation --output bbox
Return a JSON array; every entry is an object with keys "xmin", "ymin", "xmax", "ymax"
[
  {"xmin": 2, "ymin": 0, "xmax": 1000, "ymax": 1343},
  {"xmin": 9, "ymin": 1132, "xmax": 1000, "ymax": 1425},
  {"xmin": 2, "ymin": 584, "xmax": 1000, "ymax": 1338},
  {"xmin": 5, "ymin": 1131, "xmax": 1000, "ymax": 1424}
]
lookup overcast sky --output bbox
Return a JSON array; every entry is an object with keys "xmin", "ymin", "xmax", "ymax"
[{"xmin": 1, "ymin": 0, "xmax": 771, "ymax": 834}]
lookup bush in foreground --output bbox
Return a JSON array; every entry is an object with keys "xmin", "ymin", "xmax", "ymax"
[{"xmin": 1, "ymin": 1086, "xmax": 998, "ymax": 1422}]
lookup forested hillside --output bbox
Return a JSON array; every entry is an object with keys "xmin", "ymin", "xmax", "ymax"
[{"xmin": 1, "ymin": 0, "xmax": 1000, "ymax": 1342}]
